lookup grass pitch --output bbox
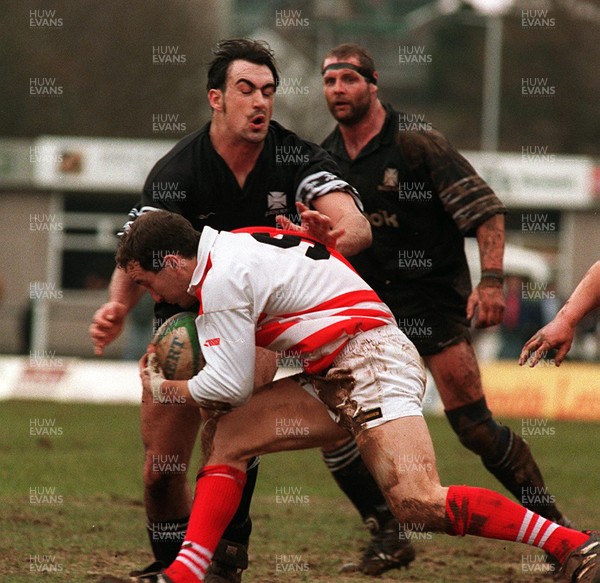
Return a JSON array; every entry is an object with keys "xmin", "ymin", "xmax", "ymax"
[{"xmin": 1, "ymin": 399, "xmax": 599, "ymax": 582}]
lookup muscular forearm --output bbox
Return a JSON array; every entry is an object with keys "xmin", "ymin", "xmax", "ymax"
[
  {"xmin": 476, "ymin": 214, "xmax": 504, "ymax": 273},
  {"xmin": 335, "ymin": 212, "xmax": 372, "ymax": 257},
  {"xmin": 108, "ymin": 266, "xmax": 145, "ymax": 310},
  {"xmin": 554, "ymin": 261, "xmax": 600, "ymax": 327},
  {"xmin": 467, "ymin": 214, "xmax": 505, "ymax": 327},
  {"xmin": 310, "ymin": 191, "xmax": 372, "ymax": 257}
]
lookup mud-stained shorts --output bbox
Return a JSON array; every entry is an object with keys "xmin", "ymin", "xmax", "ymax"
[{"xmin": 297, "ymin": 325, "xmax": 427, "ymax": 435}]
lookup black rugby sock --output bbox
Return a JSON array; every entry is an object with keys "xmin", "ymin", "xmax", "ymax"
[
  {"xmin": 322, "ymin": 439, "xmax": 393, "ymax": 527},
  {"xmin": 147, "ymin": 515, "xmax": 189, "ymax": 567}
]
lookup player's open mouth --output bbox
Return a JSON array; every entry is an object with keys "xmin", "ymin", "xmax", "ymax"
[{"xmin": 249, "ymin": 114, "xmax": 266, "ymax": 130}]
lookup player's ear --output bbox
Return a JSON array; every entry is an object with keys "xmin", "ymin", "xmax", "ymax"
[
  {"xmin": 208, "ymin": 88, "xmax": 224, "ymax": 112},
  {"xmin": 370, "ymin": 72, "xmax": 379, "ymax": 94},
  {"xmin": 163, "ymin": 254, "xmax": 183, "ymax": 270}
]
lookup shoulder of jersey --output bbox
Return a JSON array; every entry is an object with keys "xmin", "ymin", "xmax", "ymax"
[{"xmin": 145, "ymin": 127, "xmax": 207, "ymax": 182}]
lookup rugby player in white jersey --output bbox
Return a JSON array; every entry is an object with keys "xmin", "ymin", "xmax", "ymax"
[{"xmin": 110, "ymin": 210, "xmax": 599, "ymax": 583}]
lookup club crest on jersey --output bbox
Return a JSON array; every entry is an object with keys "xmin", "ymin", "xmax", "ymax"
[
  {"xmin": 266, "ymin": 191, "xmax": 290, "ymax": 217},
  {"xmin": 268, "ymin": 191, "xmax": 287, "ymax": 210},
  {"xmin": 378, "ymin": 167, "xmax": 399, "ymax": 192}
]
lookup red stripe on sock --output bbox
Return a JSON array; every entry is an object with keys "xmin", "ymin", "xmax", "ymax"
[
  {"xmin": 165, "ymin": 465, "xmax": 246, "ymax": 582},
  {"xmin": 445, "ymin": 485, "xmax": 588, "ymax": 565}
]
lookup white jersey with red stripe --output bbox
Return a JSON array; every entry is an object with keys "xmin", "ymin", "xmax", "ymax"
[{"xmin": 186, "ymin": 226, "xmax": 396, "ymax": 407}]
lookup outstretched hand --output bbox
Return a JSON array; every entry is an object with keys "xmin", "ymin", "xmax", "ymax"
[
  {"xmin": 276, "ymin": 202, "xmax": 345, "ymax": 249},
  {"xmin": 519, "ymin": 318, "xmax": 575, "ymax": 367},
  {"xmin": 89, "ymin": 301, "xmax": 128, "ymax": 355}
]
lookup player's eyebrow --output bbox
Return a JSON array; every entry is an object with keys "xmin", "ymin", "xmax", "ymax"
[{"xmin": 235, "ymin": 78, "xmax": 276, "ymax": 91}]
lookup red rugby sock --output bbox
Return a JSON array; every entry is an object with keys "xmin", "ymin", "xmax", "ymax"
[
  {"xmin": 445, "ymin": 485, "xmax": 588, "ymax": 563},
  {"xmin": 165, "ymin": 464, "xmax": 246, "ymax": 583}
]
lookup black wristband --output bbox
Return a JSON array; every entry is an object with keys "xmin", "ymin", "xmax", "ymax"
[{"xmin": 480, "ymin": 269, "xmax": 504, "ymax": 284}]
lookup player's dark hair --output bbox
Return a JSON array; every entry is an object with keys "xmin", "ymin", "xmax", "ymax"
[
  {"xmin": 116, "ymin": 210, "xmax": 200, "ymax": 273},
  {"xmin": 207, "ymin": 38, "xmax": 279, "ymax": 91},
  {"xmin": 322, "ymin": 43, "xmax": 376, "ymax": 78}
]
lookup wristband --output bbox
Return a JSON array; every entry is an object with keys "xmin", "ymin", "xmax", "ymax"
[{"xmin": 480, "ymin": 269, "xmax": 504, "ymax": 284}]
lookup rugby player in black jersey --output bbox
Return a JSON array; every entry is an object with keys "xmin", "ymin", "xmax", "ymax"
[
  {"xmin": 91, "ymin": 39, "xmax": 413, "ymax": 582},
  {"xmin": 319, "ymin": 42, "xmax": 573, "ymax": 565}
]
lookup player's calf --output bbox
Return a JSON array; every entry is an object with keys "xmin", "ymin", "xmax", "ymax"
[
  {"xmin": 323, "ymin": 438, "xmax": 417, "ymax": 575},
  {"xmin": 446, "ymin": 397, "xmax": 568, "ymax": 523}
]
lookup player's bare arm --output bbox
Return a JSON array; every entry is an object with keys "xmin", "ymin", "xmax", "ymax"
[
  {"xmin": 520, "ymin": 260, "xmax": 600, "ymax": 367},
  {"xmin": 466, "ymin": 214, "xmax": 505, "ymax": 328},
  {"xmin": 276, "ymin": 201, "xmax": 346, "ymax": 250},
  {"xmin": 141, "ymin": 347, "xmax": 276, "ymax": 406},
  {"xmin": 89, "ymin": 266, "xmax": 145, "ymax": 355},
  {"xmin": 310, "ymin": 191, "xmax": 372, "ymax": 256}
]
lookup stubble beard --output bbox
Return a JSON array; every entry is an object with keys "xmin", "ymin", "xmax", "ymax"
[{"xmin": 330, "ymin": 96, "xmax": 370, "ymax": 128}]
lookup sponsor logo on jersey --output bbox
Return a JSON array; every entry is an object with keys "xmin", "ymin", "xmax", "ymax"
[
  {"xmin": 203, "ymin": 338, "xmax": 221, "ymax": 347},
  {"xmin": 364, "ymin": 209, "xmax": 399, "ymax": 228}
]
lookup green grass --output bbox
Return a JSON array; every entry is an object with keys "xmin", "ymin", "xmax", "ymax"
[{"xmin": 1, "ymin": 400, "xmax": 599, "ymax": 582}]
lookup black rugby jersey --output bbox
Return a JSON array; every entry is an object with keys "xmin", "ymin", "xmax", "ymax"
[
  {"xmin": 322, "ymin": 104, "xmax": 506, "ymax": 294},
  {"xmin": 123, "ymin": 120, "xmax": 360, "ymax": 233}
]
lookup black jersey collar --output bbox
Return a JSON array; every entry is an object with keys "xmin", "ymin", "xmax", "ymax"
[{"xmin": 378, "ymin": 103, "xmax": 397, "ymax": 146}]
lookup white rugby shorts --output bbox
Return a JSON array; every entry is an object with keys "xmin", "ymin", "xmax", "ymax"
[{"xmin": 298, "ymin": 324, "xmax": 426, "ymax": 434}]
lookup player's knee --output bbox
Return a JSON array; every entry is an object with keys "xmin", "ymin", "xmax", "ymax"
[
  {"xmin": 446, "ymin": 398, "xmax": 509, "ymax": 459},
  {"xmin": 208, "ymin": 419, "xmax": 261, "ymax": 466},
  {"xmin": 210, "ymin": 429, "xmax": 245, "ymax": 464},
  {"xmin": 388, "ymin": 487, "xmax": 444, "ymax": 527},
  {"xmin": 456, "ymin": 420, "xmax": 505, "ymax": 455}
]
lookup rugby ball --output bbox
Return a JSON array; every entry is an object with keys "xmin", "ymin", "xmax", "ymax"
[{"xmin": 150, "ymin": 312, "xmax": 205, "ymax": 380}]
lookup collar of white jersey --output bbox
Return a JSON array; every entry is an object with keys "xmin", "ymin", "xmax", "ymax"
[{"xmin": 187, "ymin": 226, "xmax": 219, "ymax": 296}]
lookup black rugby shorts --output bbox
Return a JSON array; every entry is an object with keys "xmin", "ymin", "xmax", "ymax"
[{"xmin": 377, "ymin": 281, "xmax": 471, "ymax": 356}]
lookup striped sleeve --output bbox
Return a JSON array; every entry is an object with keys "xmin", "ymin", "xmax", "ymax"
[
  {"xmin": 399, "ymin": 129, "xmax": 506, "ymax": 236},
  {"xmin": 296, "ymin": 170, "xmax": 363, "ymax": 211},
  {"xmin": 438, "ymin": 175, "xmax": 506, "ymax": 235}
]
